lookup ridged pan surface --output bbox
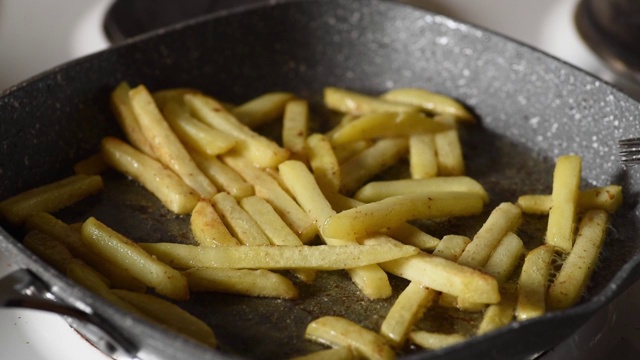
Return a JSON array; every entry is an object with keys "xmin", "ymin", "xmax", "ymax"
[{"xmin": 1, "ymin": 1, "xmax": 639, "ymax": 359}]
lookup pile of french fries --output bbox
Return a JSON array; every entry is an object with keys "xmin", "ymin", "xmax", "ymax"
[{"xmin": 0, "ymin": 83, "xmax": 624, "ymax": 359}]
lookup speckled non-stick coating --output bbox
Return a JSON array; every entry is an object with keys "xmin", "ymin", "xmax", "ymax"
[{"xmin": 1, "ymin": 1, "xmax": 639, "ymax": 359}]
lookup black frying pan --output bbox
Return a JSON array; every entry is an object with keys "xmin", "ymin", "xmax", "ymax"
[{"xmin": 1, "ymin": 0, "xmax": 640, "ymax": 359}]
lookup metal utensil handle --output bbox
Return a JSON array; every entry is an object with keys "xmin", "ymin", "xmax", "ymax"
[{"xmin": 0, "ymin": 268, "xmax": 139, "ymax": 360}]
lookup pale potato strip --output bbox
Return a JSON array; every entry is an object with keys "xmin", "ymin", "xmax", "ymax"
[
  {"xmin": 408, "ymin": 331, "xmax": 467, "ymax": 350},
  {"xmin": 307, "ymin": 133, "xmax": 341, "ymax": 192},
  {"xmin": 380, "ymin": 282, "xmax": 437, "ymax": 348},
  {"xmin": 73, "ymin": 153, "xmax": 107, "ymax": 175},
  {"xmin": 545, "ymin": 154, "xmax": 581, "ymax": 253},
  {"xmin": 409, "ymin": 134, "xmax": 438, "ymax": 179},
  {"xmin": 477, "ymin": 286, "xmax": 517, "ymax": 335},
  {"xmin": 483, "ymin": 232, "xmax": 525, "ymax": 283},
  {"xmin": 110, "ymin": 81, "xmax": 155, "ymax": 156},
  {"xmin": 184, "ymin": 93, "xmax": 290, "ymax": 168},
  {"xmin": 324, "ymin": 86, "xmax": 419, "ymax": 115},
  {"xmin": 330, "ymin": 112, "xmax": 451, "ymax": 145},
  {"xmin": 380, "ymin": 87, "xmax": 475, "ymax": 123},
  {"xmin": 0, "ymin": 174, "xmax": 103, "ymax": 225},
  {"xmin": 290, "ymin": 346, "xmax": 355, "ymax": 360},
  {"xmin": 190, "ymin": 151, "xmax": 254, "ymax": 199},
  {"xmin": 101, "ymin": 136, "xmax": 199, "ymax": 214},
  {"xmin": 547, "ymin": 210, "xmax": 609, "ymax": 310},
  {"xmin": 322, "ymin": 192, "xmax": 484, "ymax": 241},
  {"xmin": 432, "ymin": 235, "xmax": 471, "ymax": 261},
  {"xmin": 345, "ymin": 263, "xmax": 393, "ymax": 299},
  {"xmin": 112, "ymin": 289, "xmax": 217, "ymax": 348},
  {"xmin": 457, "ymin": 202, "xmax": 522, "ymax": 269},
  {"xmin": 340, "ymin": 138, "xmax": 408, "ymax": 194},
  {"xmin": 354, "ymin": 176, "xmax": 489, "ymax": 203},
  {"xmin": 23, "ymin": 230, "xmax": 77, "ymax": 274},
  {"xmin": 139, "ymin": 242, "xmax": 419, "ymax": 270},
  {"xmin": 163, "ymin": 101, "xmax": 237, "ymax": 156},
  {"xmin": 152, "ymin": 87, "xmax": 201, "ymax": 109},
  {"xmin": 81, "ymin": 217, "xmax": 189, "ymax": 300},
  {"xmin": 517, "ymin": 185, "xmax": 623, "ymax": 215},
  {"xmin": 333, "ymin": 140, "xmax": 373, "ymax": 164},
  {"xmin": 305, "ymin": 316, "xmax": 395, "ymax": 360},
  {"xmin": 516, "ymin": 244, "xmax": 555, "ymax": 321},
  {"xmin": 282, "ymin": 98, "xmax": 309, "ymax": 161},
  {"xmin": 182, "ymin": 268, "xmax": 298, "ymax": 299},
  {"xmin": 190, "ymin": 199, "xmax": 240, "ymax": 246},
  {"xmin": 434, "ymin": 115, "xmax": 465, "ymax": 176},
  {"xmin": 223, "ymin": 154, "xmax": 316, "ymax": 242},
  {"xmin": 211, "ymin": 192, "xmax": 271, "ymax": 246},
  {"xmin": 129, "ymin": 85, "xmax": 217, "ymax": 198},
  {"xmin": 230, "ymin": 92, "xmax": 295, "ymax": 128}
]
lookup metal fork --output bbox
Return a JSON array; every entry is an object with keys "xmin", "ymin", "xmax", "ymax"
[{"xmin": 618, "ymin": 137, "xmax": 640, "ymax": 166}]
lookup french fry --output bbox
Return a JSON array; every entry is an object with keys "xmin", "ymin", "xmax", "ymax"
[
  {"xmin": 222, "ymin": 154, "xmax": 316, "ymax": 242},
  {"xmin": 322, "ymin": 192, "xmax": 484, "ymax": 241},
  {"xmin": 282, "ymin": 99, "xmax": 309, "ymax": 161},
  {"xmin": 353, "ymin": 176, "xmax": 489, "ymax": 203},
  {"xmin": 434, "ymin": 115, "xmax": 464, "ymax": 176},
  {"xmin": 211, "ymin": 192, "xmax": 271, "ymax": 246},
  {"xmin": 340, "ymin": 138, "xmax": 408, "ymax": 194},
  {"xmin": 409, "ymin": 134, "xmax": 438, "ymax": 179},
  {"xmin": 516, "ymin": 244, "xmax": 555, "ymax": 321},
  {"xmin": 81, "ymin": 217, "xmax": 189, "ymax": 300},
  {"xmin": 305, "ymin": 316, "xmax": 395, "ymax": 360},
  {"xmin": 151, "ymin": 87, "xmax": 201, "ymax": 109},
  {"xmin": 231, "ymin": 92, "xmax": 295, "ymax": 128},
  {"xmin": 547, "ymin": 210, "xmax": 609, "ymax": 310},
  {"xmin": 73, "ymin": 153, "xmax": 107, "ymax": 175},
  {"xmin": 110, "ymin": 81, "xmax": 155, "ymax": 156},
  {"xmin": 545, "ymin": 155, "xmax": 581, "ymax": 253},
  {"xmin": 477, "ymin": 286, "xmax": 517, "ymax": 335},
  {"xmin": 129, "ymin": 85, "xmax": 217, "ymax": 199},
  {"xmin": 457, "ymin": 202, "xmax": 522, "ymax": 269},
  {"xmin": 324, "ymin": 86, "xmax": 419, "ymax": 115},
  {"xmin": 483, "ymin": 232, "xmax": 525, "ymax": 283},
  {"xmin": 0, "ymin": 174, "xmax": 103, "ymax": 225},
  {"xmin": 102, "ymin": 136, "xmax": 199, "ymax": 214},
  {"xmin": 380, "ymin": 88, "xmax": 475, "ymax": 123},
  {"xmin": 111, "ymin": 289, "xmax": 217, "ymax": 348},
  {"xmin": 432, "ymin": 235, "xmax": 470, "ymax": 261},
  {"xmin": 380, "ymin": 282, "xmax": 437, "ymax": 348},
  {"xmin": 139, "ymin": 242, "xmax": 419, "ymax": 270},
  {"xmin": 516, "ymin": 185, "xmax": 623, "ymax": 215},
  {"xmin": 290, "ymin": 346, "xmax": 355, "ymax": 360},
  {"xmin": 184, "ymin": 93, "xmax": 290, "ymax": 168},
  {"xmin": 190, "ymin": 199, "xmax": 240, "ymax": 246},
  {"xmin": 333, "ymin": 140, "xmax": 373, "ymax": 164},
  {"xmin": 163, "ymin": 101, "xmax": 237, "ymax": 156},
  {"xmin": 307, "ymin": 133, "xmax": 341, "ymax": 192},
  {"xmin": 190, "ymin": 151, "xmax": 254, "ymax": 199},
  {"xmin": 183, "ymin": 268, "xmax": 298, "ymax": 299},
  {"xmin": 408, "ymin": 331, "xmax": 467, "ymax": 350},
  {"xmin": 23, "ymin": 230, "xmax": 77, "ymax": 273},
  {"xmin": 330, "ymin": 112, "xmax": 451, "ymax": 145}
]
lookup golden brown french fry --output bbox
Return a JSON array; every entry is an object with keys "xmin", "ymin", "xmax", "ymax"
[
  {"xmin": 0, "ymin": 174, "xmax": 103, "ymax": 225},
  {"xmin": 545, "ymin": 155, "xmax": 581, "ymax": 253},
  {"xmin": 81, "ymin": 217, "xmax": 189, "ymax": 300},
  {"xmin": 380, "ymin": 282, "xmax": 437, "ymax": 348},
  {"xmin": 409, "ymin": 331, "xmax": 467, "ymax": 350},
  {"xmin": 306, "ymin": 133, "xmax": 341, "ymax": 192},
  {"xmin": 222, "ymin": 154, "xmax": 316, "ymax": 242},
  {"xmin": 190, "ymin": 199, "xmax": 240, "ymax": 246},
  {"xmin": 457, "ymin": 202, "xmax": 522, "ymax": 269},
  {"xmin": 73, "ymin": 153, "xmax": 107, "ymax": 175},
  {"xmin": 516, "ymin": 244, "xmax": 555, "ymax": 321},
  {"xmin": 330, "ymin": 112, "xmax": 451, "ymax": 145},
  {"xmin": 434, "ymin": 115, "xmax": 464, "ymax": 176},
  {"xmin": 112, "ymin": 289, "xmax": 217, "ymax": 348},
  {"xmin": 102, "ymin": 136, "xmax": 199, "ymax": 214},
  {"xmin": 163, "ymin": 101, "xmax": 237, "ymax": 156},
  {"xmin": 322, "ymin": 192, "xmax": 484, "ymax": 241},
  {"xmin": 380, "ymin": 88, "xmax": 475, "ymax": 123},
  {"xmin": 183, "ymin": 268, "xmax": 298, "ymax": 299},
  {"xmin": 547, "ymin": 210, "xmax": 609, "ymax": 310},
  {"xmin": 290, "ymin": 346, "xmax": 355, "ymax": 360},
  {"xmin": 185, "ymin": 93, "xmax": 290, "ymax": 168},
  {"xmin": 324, "ymin": 86, "xmax": 419, "ymax": 115},
  {"xmin": 353, "ymin": 176, "xmax": 489, "ymax": 203},
  {"xmin": 140, "ymin": 242, "xmax": 419, "ymax": 270},
  {"xmin": 152, "ymin": 87, "xmax": 201, "ymax": 109},
  {"xmin": 110, "ymin": 81, "xmax": 155, "ymax": 156},
  {"xmin": 483, "ymin": 232, "xmax": 525, "ymax": 283},
  {"xmin": 333, "ymin": 140, "xmax": 373, "ymax": 164},
  {"xmin": 340, "ymin": 138, "xmax": 408, "ymax": 194},
  {"xmin": 190, "ymin": 151, "xmax": 254, "ymax": 199},
  {"xmin": 129, "ymin": 85, "xmax": 217, "ymax": 199},
  {"xmin": 409, "ymin": 134, "xmax": 438, "ymax": 179},
  {"xmin": 517, "ymin": 185, "xmax": 623, "ymax": 215},
  {"xmin": 211, "ymin": 192, "xmax": 271, "ymax": 246},
  {"xmin": 231, "ymin": 92, "xmax": 295, "ymax": 128},
  {"xmin": 477, "ymin": 286, "xmax": 517, "ymax": 335},
  {"xmin": 305, "ymin": 316, "xmax": 395, "ymax": 360},
  {"xmin": 282, "ymin": 99, "xmax": 309, "ymax": 161}
]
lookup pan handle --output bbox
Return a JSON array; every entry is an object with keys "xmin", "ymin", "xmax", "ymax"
[{"xmin": 0, "ymin": 268, "xmax": 139, "ymax": 360}]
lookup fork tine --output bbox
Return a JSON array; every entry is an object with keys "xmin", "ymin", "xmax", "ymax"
[{"xmin": 618, "ymin": 137, "xmax": 640, "ymax": 166}]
